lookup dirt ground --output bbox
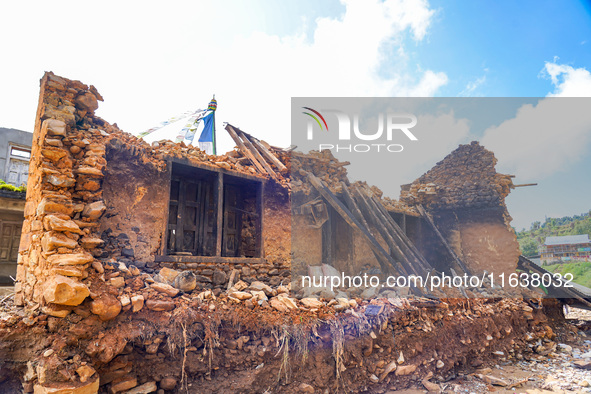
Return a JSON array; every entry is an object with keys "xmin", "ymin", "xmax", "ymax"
[
  {"xmin": 1, "ymin": 281, "xmax": 590, "ymax": 393},
  {"xmin": 400, "ymin": 307, "xmax": 591, "ymax": 394}
]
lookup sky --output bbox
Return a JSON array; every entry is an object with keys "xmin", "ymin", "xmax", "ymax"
[{"xmin": 1, "ymin": 0, "xmax": 590, "ymax": 230}]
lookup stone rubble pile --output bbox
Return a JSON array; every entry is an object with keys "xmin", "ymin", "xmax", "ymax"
[
  {"xmin": 452, "ymin": 335, "xmax": 591, "ymax": 393},
  {"xmin": 290, "ymin": 150, "xmax": 350, "ymax": 195},
  {"xmin": 400, "ymin": 141, "xmax": 514, "ymax": 209}
]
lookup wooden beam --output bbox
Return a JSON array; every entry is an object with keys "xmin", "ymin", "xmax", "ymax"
[
  {"xmin": 512, "ymin": 183, "xmax": 538, "ymax": 188},
  {"xmin": 246, "ymin": 133, "xmax": 287, "ymax": 171},
  {"xmin": 155, "ymin": 256, "xmax": 264, "ymax": 264},
  {"xmin": 225, "ymin": 124, "xmax": 267, "ymax": 174},
  {"xmin": 215, "ymin": 172, "xmax": 224, "ymax": 257},
  {"xmin": 159, "ymin": 161, "xmax": 173, "ymax": 256},
  {"xmin": 236, "ymin": 129, "xmax": 280, "ymax": 181},
  {"xmin": 364, "ymin": 189, "xmax": 432, "ymax": 272},
  {"xmin": 416, "ymin": 204, "xmax": 471, "ymax": 276},
  {"xmin": 340, "ymin": 182, "xmax": 409, "ymax": 277},
  {"xmin": 169, "ymin": 156, "xmax": 266, "ymax": 182},
  {"xmin": 401, "ymin": 213, "xmax": 407, "ymax": 235},
  {"xmin": 340, "ymin": 182, "xmax": 370, "ymax": 230},
  {"xmin": 351, "ymin": 186, "xmax": 415, "ymax": 276},
  {"xmin": 255, "ymin": 181, "xmax": 264, "ymax": 258},
  {"xmin": 364, "ymin": 192, "xmax": 426, "ymax": 275},
  {"xmin": 307, "ymin": 173, "xmax": 402, "ymax": 276}
]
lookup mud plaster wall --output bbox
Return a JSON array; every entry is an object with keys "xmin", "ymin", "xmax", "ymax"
[
  {"xmin": 97, "ymin": 155, "xmax": 293, "ymax": 289},
  {"xmin": 262, "ymin": 182, "xmax": 290, "ymax": 269},
  {"xmin": 291, "ymin": 210, "xmax": 385, "ymax": 277},
  {"xmin": 431, "ymin": 208, "xmax": 520, "ymax": 276},
  {"xmin": 291, "ymin": 215, "xmax": 323, "ymax": 271},
  {"xmin": 455, "ymin": 207, "xmax": 520, "ymax": 276},
  {"xmin": 98, "ymin": 144, "xmax": 169, "ymax": 262}
]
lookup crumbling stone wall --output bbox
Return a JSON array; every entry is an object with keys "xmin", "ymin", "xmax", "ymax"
[
  {"xmin": 401, "ymin": 141, "xmax": 513, "ymax": 209},
  {"xmin": 16, "ymin": 72, "xmax": 293, "ymax": 316},
  {"xmin": 5, "ymin": 72, "xmax": 564, "ymax": 394},
  {"xmin": 16, "ymin": 72, "xmax": 112, "ymax": 315},
  {"xmin": 402, "ymin": 142, "xmax": 520, "ymax": 276}
]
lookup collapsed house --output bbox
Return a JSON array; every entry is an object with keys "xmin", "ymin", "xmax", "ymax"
[
  {"xmin": 16, "ymin": 72, "xmax": 292, "ymax": 316},
  {"xmin": 290, "ymin": 142, "xmax": 522, "ymax": 299},
  {"xmin": 1, "ymin": 72, "xmax": 582, "ymax": 393}
]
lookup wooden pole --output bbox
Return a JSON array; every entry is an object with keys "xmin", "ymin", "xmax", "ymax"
[
  {"xmin": 363, "ymin": 189, "xmax": 432, "ymax": 272},
  {"xmin": 351, "ymin": 186, "xmax": 416, "ymax": 276},
  {"xmin": 340, "ymin": 182, "xmax": 409, "ymax": 276},
  {"xmin": 512, "ymin": 183, "xmax": 538, "ymax": 188},
  {"xmin": 340, "ymin": 182, "xmax": 370, "ymax": 229},
  {"xmin": 215, "ymin": 172, "xmax": 224, "ymax": 257},
  {"xmin": 225, "ymin": 124, "xmax": 267, "ymax": 174},
  {"xmin": 307, "ymin": 173, "xmax": 402, "ymax": 276},
  {"xmin": 236, "ymin": 129, "xmax": 280, "ymax": 181},
  {"xmin": 247, "ymin": 134, "xmax": 287, "ymax": 171}
]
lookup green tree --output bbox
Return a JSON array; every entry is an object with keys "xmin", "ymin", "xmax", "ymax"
[
  {"xmin": 574, "ymin": 221, "xmax": 591, "ymax": 235},
  {"xmin": 519, "ymin": 238, "xmax": 539, "ymax": 257}
]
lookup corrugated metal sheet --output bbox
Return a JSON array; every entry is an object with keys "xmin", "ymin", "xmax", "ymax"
[{"xmin": 544, "ymin": 234, "xmax": 590, "ymax": 246}]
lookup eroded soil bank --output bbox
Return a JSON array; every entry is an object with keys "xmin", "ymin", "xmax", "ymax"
[{"xmin": 1, "ymin": 293, "xmax": 587, "ymax": 393}]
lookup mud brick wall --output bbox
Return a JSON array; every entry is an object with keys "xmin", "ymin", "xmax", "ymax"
[{"xmin": 421, "ymin": 207, "xmax": 521, "ymax": 277}]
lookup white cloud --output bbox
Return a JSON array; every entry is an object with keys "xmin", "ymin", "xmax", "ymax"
[
  {"xmin": 0, "ymin": 0, "xmax": 446, "ymax": 153},
  {"xmin": 458, "ymin": 74, "xmax": 486, "ymax": 97},
  {"xmin": 543, "ymin": 61, "xmax": 591, "ymax": 97},
  {"xmin": 400, "ymin": 70, "xmax": 448, "ymax": 96},
  {"xmin": 482, "ymin": 61, "xmax": 591, "ymax": 182},
  {"xmin": 481, "ymin": 98, "xmax": 591, "ymax": 181}
]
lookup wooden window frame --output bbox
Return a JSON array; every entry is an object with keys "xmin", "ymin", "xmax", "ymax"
[
  {"xmin": 0, "ymin": 220, "xmax": 22, "ymax": 263},
  {"xmin": 157, "ymin": 159, "xmax": 265, "ymax": 264}
]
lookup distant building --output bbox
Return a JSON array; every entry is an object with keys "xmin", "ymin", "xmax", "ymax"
[
  {"xmin": 0, "ymin": 127, "xmax": 32, "ymax": 284},
  {"xmin": 540, "ymin": 234, "xmax": 591, "ymax": 265}
]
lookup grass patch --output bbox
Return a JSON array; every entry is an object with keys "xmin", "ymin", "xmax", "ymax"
[{"xmin": 545, "ymin": 261, "xmax": 591, "ymax": 288}]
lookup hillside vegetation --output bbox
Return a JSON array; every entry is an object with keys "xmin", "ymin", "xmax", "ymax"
[
  {"xmin": 516, "ymin": 211, "xmax": 591, "ymax": 288},
  {"xmin": 516, "ymin": 211, "xmax": 591, "ymax": 257}
]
